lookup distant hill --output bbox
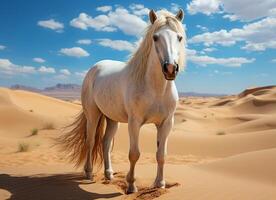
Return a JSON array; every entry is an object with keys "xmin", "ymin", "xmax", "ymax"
[
  {"xmin": 10, "ymin": 83, "xmax": 227, "ymax": 100},
  {"xmin": 10, "ymin": 84, "xmax": 42, "ymax": 92},
  {"xmin": 179, "ymin": 92, "xmax": 227, "ymax": 97},
  {"xmin": 42, "ymin": 84, "xmax": 81, "ymax": 100},
  {"xmin": 10, "ymin": 83, "xmax": 81, "ymax": 101},
  {"xmin": 44, "ymin": 83, "xmax": 81, "ymax": 91}
]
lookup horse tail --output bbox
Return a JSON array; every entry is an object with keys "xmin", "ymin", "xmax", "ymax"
[
  {"xmin": 58, "ymin": 66, "xmax": 105, "ymax": 168},
  {"xmin": 91, "ymin": 114, "xmax": 106, "ymax": 168},
  {"xmin": 57, "ymin": 110, "xmax": 88, "ymax": 167},
  {"xmin": 82, "ymin": 66, "xmax": 106, "ymax": 168}
]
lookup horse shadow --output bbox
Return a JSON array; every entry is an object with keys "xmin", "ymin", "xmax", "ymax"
[{"xmin": 0, "ymin": 173, "xmax": 122, "ymax": 200}]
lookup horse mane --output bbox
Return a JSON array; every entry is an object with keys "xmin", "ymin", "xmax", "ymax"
[{"xmin": 127, "ymin": 10, "xmax": 186, "ymax": 83}]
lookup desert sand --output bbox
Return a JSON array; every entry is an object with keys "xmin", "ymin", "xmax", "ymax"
[{"xmin": 0, "ymin": 86, "xmax": 276, "ymax": 200}]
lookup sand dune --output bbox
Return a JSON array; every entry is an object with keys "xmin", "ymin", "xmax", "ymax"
[{"xmin": 0, "ymin": 86, "xmax": 276, "ymax": 199}]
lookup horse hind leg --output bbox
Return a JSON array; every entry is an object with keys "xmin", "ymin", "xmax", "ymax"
[
  {"xmin": 103, "ymin": 118, "xmax": 118, "ymax": 180},
  {"xmin": 83, "ymin": 108, "xmax": 101, "ymax": 180}
]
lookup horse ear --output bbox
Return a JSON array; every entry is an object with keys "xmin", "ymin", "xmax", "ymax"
[
  {"xmin": 175, "ymin": 9, "xmax": 184, "ymax": 21},
  {"xmin": 149, "ymin": 9, "xmax": 157, "ymax": 24}
]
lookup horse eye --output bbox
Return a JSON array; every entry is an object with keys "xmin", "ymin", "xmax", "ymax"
[
  {"xmin": 153, "ymin": 35, "xmax": 159, "ymax": 42},
  {"xmin": 178, "ymin": 35, "xmax": 183, "ymax": 42}
]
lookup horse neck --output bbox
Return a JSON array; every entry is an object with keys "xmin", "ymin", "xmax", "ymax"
[{"xmin": 145, "ymin": 47, "xmax": 173, "ymax": 96}]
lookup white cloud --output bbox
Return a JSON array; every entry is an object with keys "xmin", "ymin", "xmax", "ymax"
[
  {"xmin": 75, "ymin": 70, "xmax": 88, "ymax": 78},
  {"xmin": 0, "ymin": 58, "xmax": 36, "ymax": 75},
  {"xmin": 0, "ymin": 45, "xmax": 6, "ymax": 50},
  {"xmin": 223, "ymin": 14, "xmax": 239, "ymax": 21},
  {"xmin": 59, "ymin": 47, "xmax": 90, "ymax": 57},
  {"xmin": 33, "ymin": 57, "xmax": 45, "ymax": 63},
  {"xmin": 38, "ymin": 66, "xmax": 56, "ymax": 74},
  {"xmin": 129, "ymin": 4, "xmax": 144, "ymax": 10},
  {"xmin": 70, "ymin": 13, "xmax": 115, "ymax": 31},
  {"xmin": 222, "ymin": 0, "xmax": 276, "ymax": 22},
  {"xmin": 170, "ymin": 3, "xmax": 181, "ymax": 13},
  {"xmin": 187, "ymin": 48, "xmax": 255, "ymax": 67},
  {"xmin": 70, "ymin": 7, "xmax": 147, "ymax": 36},
  {"xmin": 129, "ymin": 4, "xmax": 150, "ymax": 16},
  {"xmin": 189, "ymin": 16, "xmax": 276, "ymax": 51},
  {"xmin": 108, "ymin": 8, "xmax": 148, "ymax": 36},
  {"xmin": 0, "ymin": 59, "xmax": 12, "ymax": 70},
  {"xmin": 189, "ymin": 29, "xmax": 236, "ymax": 46},
  {"xmin": 196, "ymin": 25, "xmax": 208, "ymax": 32},
  {"xmin": 271, "ymin": 58, "xmax": 276, "ymax": 63},
  {"xmin": 53, "ymin": 74, "xmax": 69, "ymax": 80},
  {"xmin": 190, "ymin": 55, "xmax": 255, "ymax": 67},
  {"xmin": 18, "ymin": 66, "xmax": 36, "ymax": 73},
  {"xmin": 97, "ymin": 39, "xmax": 136, "ymax": 52},
  {"xmin": 38, "ymin": 19, "xmax": 64, "ymax": 32},
  {"xmin": 77, "ymin": 39, "xmax": 92, "ymax": 45},
  {"xmin": 242, "ymin": 41, "xmax": 276, "ymax": 51},
  {"xmin": 203, "ymin": 47, "xmax": 217, "ymax": 52},
  {"xmin": 187, "ymin": 0, "xmax": 276, "ymax": 22},
  {"xmin": 0, "ymin": 59, "xmax": 71, "ymax": 76},
  {"xmin": 96, "ymin": 6, "xmax": 112, "ymax": 12},
  {"xmin": 60, "ymin": 69, "xmax": 71, "ymax": 76},
  {"xmin": 188, "ymin": 49, "xmax": 200, "ymax": 56},
  {"xmin": 187, "ymin": 0, "xmax": 221, "ymax": 15}
]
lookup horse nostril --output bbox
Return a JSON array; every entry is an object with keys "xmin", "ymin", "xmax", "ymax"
[
  {"xmin": 167, "ymin": 64, "xmax": 175, "ymax": 74},
  {"xmin": 163, "ymin": 63, "xmax": 168, "ymax": 73},
  {"xmin": 175, "ymin": 64, "xmax": 179, "ymax": 72}
]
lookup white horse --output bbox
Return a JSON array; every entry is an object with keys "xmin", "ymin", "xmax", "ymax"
[{"xmin": 60, "ymin": 9, "xmax": 186, "ymax": 193}]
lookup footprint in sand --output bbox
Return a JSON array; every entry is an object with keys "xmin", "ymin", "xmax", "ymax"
[{"xmin": 95, "ymin": 172, "xmax": 180, "ymax": 200}]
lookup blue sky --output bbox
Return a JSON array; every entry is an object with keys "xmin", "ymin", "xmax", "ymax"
[{"xmin": 0, "ymin": 0, "xmax": 275, "ymax": 94}]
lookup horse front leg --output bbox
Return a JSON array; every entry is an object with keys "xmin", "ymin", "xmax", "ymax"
[
  {"xmin": 126, "ymin": 118, "xmax": 141, "ymax": 194},
  {"xmin": 154, "ymin": 117, "xmax": 173, "ymax": 188}
]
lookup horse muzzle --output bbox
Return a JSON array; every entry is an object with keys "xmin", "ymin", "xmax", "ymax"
[{"xmin": 162, "ymin": 62, "xmax": 179, "ymax": 80}]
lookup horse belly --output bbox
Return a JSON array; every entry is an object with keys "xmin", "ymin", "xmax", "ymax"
[{"xmin": 97, "ymin": 98, "xmax": 128, "ymax": 123}]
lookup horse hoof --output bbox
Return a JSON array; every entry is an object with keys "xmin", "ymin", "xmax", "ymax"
[
  {"xmin": 85, "ymin": 171, "xmax": 93, "ymax": 180},
  {"xmin": 154, "ymin": 180, "xmax": 166, "ymax": 188},
  {"xmin": 104, "ymin": 170, "xmax": 114, "ymax": 180},
  {"xmin": 126, "ymin": 184, "xmax": 138, "ymax": 194}
]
